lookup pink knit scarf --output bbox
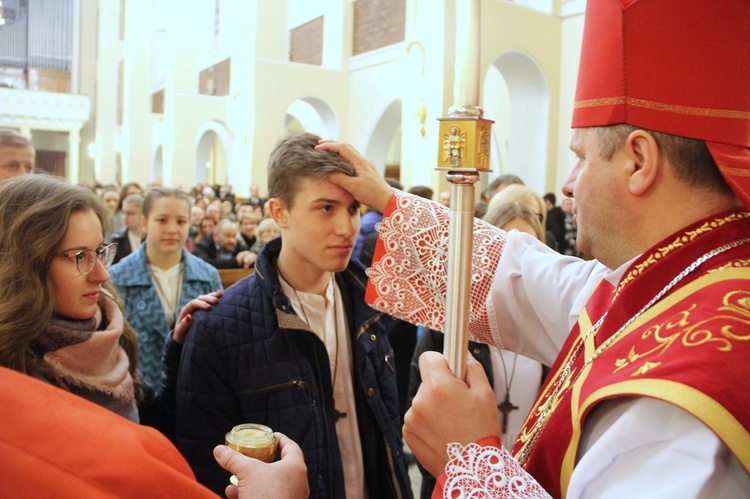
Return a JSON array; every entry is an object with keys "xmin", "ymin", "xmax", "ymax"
[{"xmin": 41, "ymin": 294, "xmax": 134, "ymax": 402}]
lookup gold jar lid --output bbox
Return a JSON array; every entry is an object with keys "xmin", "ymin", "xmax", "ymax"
[{"xmin": 225, "ymin": 423, "xmax": 276, "ymax": 448}]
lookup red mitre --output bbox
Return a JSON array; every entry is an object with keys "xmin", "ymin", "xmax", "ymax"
[{"xmin": 572, "ymin": 0, "xmax": 750, "ymax": 207}]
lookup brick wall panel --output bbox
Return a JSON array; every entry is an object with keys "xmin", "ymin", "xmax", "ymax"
[
  {"xmin": 290, "ymin": 16, "xmax": 324, "ymax": 65},
  {"xmin": 353, "ymin": 0, "xmax": 406, "ymax": 55}
]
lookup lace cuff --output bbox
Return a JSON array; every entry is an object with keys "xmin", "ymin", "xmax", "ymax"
[
  {"xmin": 365, "ymin": 191, "xmax": 505, "ymax": 344},
  {"xmin": 435, "ymin": 436, "xmax": 551, "ymax": 499}
]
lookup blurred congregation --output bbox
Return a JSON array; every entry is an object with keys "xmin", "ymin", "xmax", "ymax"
[{"xmin": 1, "ymin": 1, "xmax": 748, "ymax": 498}]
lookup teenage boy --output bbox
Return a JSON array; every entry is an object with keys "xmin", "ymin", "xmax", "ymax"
[{"xmin": 176, "ymin": 133, "xmax": 412, "ymax": 498}]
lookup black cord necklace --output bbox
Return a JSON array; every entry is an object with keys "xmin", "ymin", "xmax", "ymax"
[{"xmin": 279, "ymin": 270, "xmax": 346, "ymax": 421}]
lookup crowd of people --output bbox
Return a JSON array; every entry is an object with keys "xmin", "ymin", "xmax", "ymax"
[
  {"xmin": 0, "ymin": 124, "xmax": 574, "ymax": 498},
  {"xmin": 0, "ymin": 1, "xmax": 747, "ymax": 498},
  {"xmin": 88, "ymin": 177, "xmax": 278, "ymax": 272}
]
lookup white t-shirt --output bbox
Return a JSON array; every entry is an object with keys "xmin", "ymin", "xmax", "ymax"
[
  {"xmin": 279, "ymin": 275, "xmax": 366, "ymax": 499},
  {"xmin": 149, "ymin": 262, "xmax": 182, "ymax": 326}
]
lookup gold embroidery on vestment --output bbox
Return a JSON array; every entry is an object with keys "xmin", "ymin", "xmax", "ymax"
[
  {"xmin": 711, "ymin": 259, "xmax": 750, "ymax": 272},
  {"xmin": 614, "ymin": 291, "xmax": 750, "ymax": 375},
  {"xmin": 574, "ymin": 96, "xmax": 750, "ymax": 119},
  {"xmin": 721, "ymin": 166, "xmax": 750, "ymax": 178},
  {"xmin": 615, "ymin": 213, "xmax": 750, "ymax": 297}
]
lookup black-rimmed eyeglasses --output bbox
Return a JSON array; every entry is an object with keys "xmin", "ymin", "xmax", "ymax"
[{"xmin": 55, "ymin": 243, "xmax": 118, "ymax": 275}]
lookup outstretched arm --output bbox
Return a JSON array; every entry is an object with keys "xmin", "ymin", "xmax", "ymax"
[{"xmin": 318, "ymin": 139, "xmax": 507, "ymax": 345}]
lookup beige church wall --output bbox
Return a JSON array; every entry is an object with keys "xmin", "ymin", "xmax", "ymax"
[
  {"xmin": 76, "ymin": 0, "xmax": 585, "ymax": 199},
  {"xmin": 164, "ymin": 94, "xmax": 229, "ymax": 188},
  {"xmin": 346, "ymin": 51, "xmax": 408, "ymax": 171},
  {"xmin": 402, "ymin": 0, "xmax": 451, "ymax": 194},
  {"xmin": 121, "ymin": 0, "xmax": 163, "ymax": 187},
  {"xmin": 91, "ymin": 0, "xmax": 123, "ymax": 186},
  {"xmin": 251, "ymin": 59, "xmax": 350, "ymax": 193},
  {"xmin": 125, "ymin": 112, "xmax": 162, "ymax": 185},
  {"xmin": 76, "ymin": 0, "xmax": 100, "ymax": 184},
  {"xmin": 479, "ymin": 0, "xmax": 563, "ymax": 195}
]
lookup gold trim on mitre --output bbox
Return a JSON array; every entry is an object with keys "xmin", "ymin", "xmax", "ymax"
[{"xmin": 575, "ymin": 96, "xmax": 750, "ymax": 120}]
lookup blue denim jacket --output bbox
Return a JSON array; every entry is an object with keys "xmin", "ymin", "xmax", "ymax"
[{"xmin": 109, "ymin": 245, "xmax": 222, "ymax": 386}]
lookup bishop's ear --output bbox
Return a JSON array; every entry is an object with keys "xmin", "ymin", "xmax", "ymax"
[
  {"xmin": 625, "ymin": 129, "xmax": 660, "ymax": 197},
  {"xmin": 268, "ymin": 198, "xmax": 289, "ymax": 228}
]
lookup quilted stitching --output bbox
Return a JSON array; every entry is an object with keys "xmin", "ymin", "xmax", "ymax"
[{"xmin": 175, "ymin": 238, "xmax": 412, "ymax": 498}]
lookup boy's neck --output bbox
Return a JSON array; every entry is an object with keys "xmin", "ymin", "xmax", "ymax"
[{"xmin": 277, "ymin": 253, "xmax": 330, "ymax": 297}]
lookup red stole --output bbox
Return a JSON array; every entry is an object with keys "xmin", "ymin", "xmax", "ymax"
[{"xmin": 512, "ymin": 209, "xmax": 750, "ymax": 497}]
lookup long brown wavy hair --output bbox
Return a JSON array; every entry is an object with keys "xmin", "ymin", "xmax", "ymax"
[{"xmin": 0, "ymin": 174, "xmax": 140, "ymax": 393}]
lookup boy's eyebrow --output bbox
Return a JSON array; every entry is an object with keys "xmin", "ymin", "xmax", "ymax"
[
  {"xmin": 310, "ymin": 197, "xmax": 342, "ymax": 204},
  {"xmin": 308, "ymin": 196, "xmax": 360, "ymax": 207}
]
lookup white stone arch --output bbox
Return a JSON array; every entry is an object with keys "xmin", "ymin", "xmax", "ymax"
[
  {"xmin": 363, "ymin": 99, "xmax": 402, "ymax": 177},
  {"xmin": 194, "ymin": 120, "xmax": 231, "ymax": 185},
  {"xmin": 483, "ymin": 50, "xmax": 549, "ymax": 194},
  {"xmin": 283, "ymin": 96, "xmax": 339, "ymax": 138}
]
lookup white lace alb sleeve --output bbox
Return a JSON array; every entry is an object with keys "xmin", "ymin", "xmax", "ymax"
[
  {"xmin": 366, "ymin": 191, "xmax": 504, "ymax": 344},
  {"xmin": 442, "ymin": 441, "xmax": 551, "ymax": 498}
]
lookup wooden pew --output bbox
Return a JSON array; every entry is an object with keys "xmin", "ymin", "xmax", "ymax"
[{"xmin": 217, "ymin": 267, "xmax": 254, "ymax": 289}]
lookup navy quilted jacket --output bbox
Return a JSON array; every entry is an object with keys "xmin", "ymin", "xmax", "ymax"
[
  {"xmin": 109, "ymin": 245, "xmax": 223, "ymax": 387},
  {"xmin": 176, "ymin": 237, "xmax": 412, "ymax": 498}
]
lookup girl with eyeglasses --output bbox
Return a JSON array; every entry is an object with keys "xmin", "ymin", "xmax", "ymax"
[
  {"xmin": 0, "ymin": 175, "xmax": 218, "ymax": 431},
  {"xmin": 109, "ymin": 188, "xmax": 222, "ymax": 389}
]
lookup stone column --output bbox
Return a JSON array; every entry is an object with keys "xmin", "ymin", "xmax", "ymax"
[{"xmin": 67, "ymin": 128, "xmax": 81, "ymax": 185}]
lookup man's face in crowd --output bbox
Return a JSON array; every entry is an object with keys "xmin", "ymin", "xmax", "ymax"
[
  {"xmin": 205, "ymin": 203, "xmax": 221, "ymax": 223},
  {"xmin": 0, "ymin": 145, "xmax": 34, "ymax": 181},
  {"xmin": 123, "ymin": 201, "xmax": 143, "ymax": 233},
  {"xmin": 438, "ymin": 191, "xmax": 450, "ymax": 207},
  {"xmin": 236, "ymin": 204, "xmax": 254, "ymax": 221},
  {"xmin": 102, "ymin": 191, "xmax": 120, "ymax": 214},
  {"xmin": 215, "ymin": 224, "xmax": 238, "ymax": 252},
  {"xmin": 200, "ymin": 217, "xmax": 216, "ymax": 237},
  {"xmin": 240, "ymin": 217, "xmax": 258, "ymax": 237},
  {"xmin": 561, "ymin": 198, "xmax": 574, "ymax": 215},
  {"xmin": 259, "ymin": 222, "xmax": 280, "ymax": 244},
  {"xmin": 191, "ymin": 206, "xmax": 204, "ymax": 227}
]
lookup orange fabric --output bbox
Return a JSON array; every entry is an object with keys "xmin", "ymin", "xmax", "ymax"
[
  {"xmin": 0, "ymin": 367, "xmax": 216, "ymax": 498},
  {"xmin": 572, "ymin": 0, "xmax": 750, "ymax": 207},
  {"xmin": 365, "ymin": 192, "xmax": 398, "ymax": 306}
]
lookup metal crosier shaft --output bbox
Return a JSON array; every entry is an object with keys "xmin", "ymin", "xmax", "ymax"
[{"xmin": 443, "ymin": 172, "xmax": 480, "ymax": 380}]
